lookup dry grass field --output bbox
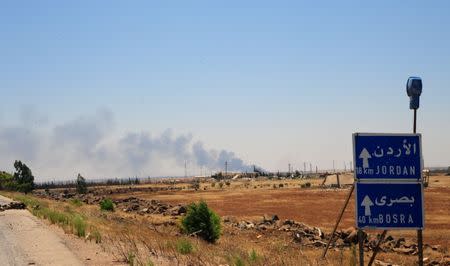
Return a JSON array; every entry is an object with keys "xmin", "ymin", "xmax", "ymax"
[
  {"xmin": 111, "ymin": 174, "xmax": 450, "ymax": 247},
  {"xmin": 3, "ymin": 173, "xmax": 449, "ymax": 265}
]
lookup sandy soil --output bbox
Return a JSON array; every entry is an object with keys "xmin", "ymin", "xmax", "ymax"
[{"xmin": 0, "ymin": 195, "xmax": 124, "ymax": 266}]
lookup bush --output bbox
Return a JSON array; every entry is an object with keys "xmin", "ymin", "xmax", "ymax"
[
  {"xmin": 72, "ymin": 215, "xmax": 86, "ymax": 237},
  {"xmin": 249, "ymin": 249, "xmax": 261, "ymax": 263},
  {"xmin": 301, "ymin": 182, "xmax": 312, "ymax": 189},
  {"xmin": 181, "ymin": 201, "xmax": 221, "ymax": 243},
  {"xmin": 70, "ymin": 199, "xmax": 83, "ymax": 207},
  {"xmin": 91, "ymin": 228, "xmax": 102, "ymax": 243},
  {"xmin": 100, "ymin": 199, "xmax": 115, "ymax": 212},
  {"xmin": 176, "ymin": 238, "xmax": 194, "ymax": 254}
]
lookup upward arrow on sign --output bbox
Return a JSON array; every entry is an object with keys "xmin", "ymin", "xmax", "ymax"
[
  {"xmin": 361, "ymin": 195, "xmax": 374, "ymax": 216},
  {"xmin": 359, "ymin": 148, "xmax": 372, "ymax": 169}
]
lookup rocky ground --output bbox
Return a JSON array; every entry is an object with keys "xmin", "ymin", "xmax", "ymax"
[{"xmin": 0, "ymin": 201, "xmax": 26, "ymax": 211}]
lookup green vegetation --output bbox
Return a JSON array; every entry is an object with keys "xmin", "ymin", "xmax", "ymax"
[
  {"xmin": 70, "ymin": 198, "xmax": 83, "ymax": 207},
  {"xmin": 0, "ymin": 161, "xmax": 35, "ymax": 193},
  {"xmin": 176, "ymin": 238, "xmax": 194, "ymax": 254},
  {"xmin": 100, "ymin": 198, "xmax": 115, "ymax": 211},
  {"xmin": 248, "ymin": 249, "xmax": 261, "ymax": 264},
  {"xmin": 76, "ymin": 173, "xmax": 88, "ymax": 194},
  {"xmin": 181, "ymin": 201, "xmax": 221, "ymax": 243},
  {"xmin": 91, "ymin": 228, "xmax": 102, "ymax": 243},
  {"xmin": 233, "ymin": 256, "xmax": 245, "ymax": 266},
  {"xmin": 10, "ymin": 194, "xmax": 94, "ymax": 240},
  {"xmin": 12, "ymin": 160, "xmax": 35, "ymax": 193},
  {"xmin": 73, "ymin": 215, "xmax": 86, "ymax": 237},
  {"xmin": 127, "ymin": 252, "xmax": 136, "ymax": 266},
  {"xmin": 0, "ymin": 171, "xmax": 13, "ymax": 190}
]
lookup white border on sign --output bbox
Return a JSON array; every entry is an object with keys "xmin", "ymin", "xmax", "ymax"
[
  {"xmin": 354, "ymin": 181, "xmax": 425, "ymax": 230},
  {"xmin": 352, "ymin": 133, "xmax": 423, "ymax": 182}
]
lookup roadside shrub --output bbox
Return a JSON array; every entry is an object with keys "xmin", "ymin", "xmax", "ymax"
[
  {"xmin": 48, "ymin": 210, "xmax": 70, "ymax": 225},
  {"xmin": 70, "ymin": 199, "xmax": 83, "ymax": 207},
  {"xmin": 127, "ymin": 252, "xmax": 136, "ymax": 266},
  {"xmin": 249, "ymin": 249, "xmax": 261, "ymax": 263},
  {"xmin": 211, "ymin": 182, "xmax": 216, "ymax": 188},
  {"xmin": 72, "ymin": 215, "xmax": 86, "ymax": 237},
  {"xmin": 234, "ymin": 256, "xmax": 245, "ymax": 266},
  {"xmin": 301, "ymin": 182, "xmax": 312, "ymax": 188},
  {"xmin": 91, "ymin": 228, "xmax": 102, "ymax": 243},
  {"xmin": 219, "ymin": 182, "xmax": 224, "ymax": 189},
  {"xmin": 181, "ymin": 201, "xmax": 221, "ymax": 243},
  {"xmin": 176, "ymin": 238, "xmax": 194, "ymax": 254},
  {"xmin": 100, "ymin": 198, "xmax": 115, "ymax": 212}
]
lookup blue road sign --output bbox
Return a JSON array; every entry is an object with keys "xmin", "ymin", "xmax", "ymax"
[
  {"xmin": 356, "ymin": 182, "xmax": 424, "ymax": 229},
  {"xmin": 353, "ymin": 133, "xmax": 422, "ymax": 180}
]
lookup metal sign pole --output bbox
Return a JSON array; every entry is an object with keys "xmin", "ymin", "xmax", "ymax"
[
  {"xmin": 321, "ymin": 183, "xmax": 355, "ymax": 258},
  {"xmin": 358, "ymin": 229, "xmax": 365, "ymax": 266},
  {"xmin": 414, "ymin": 109, "xmax": 424, "ymax": 266},
  {"xmin": 407, "ymin": 76, "xmax": 424, "ymax": 266},
  {"xmin": 368, "ymin": 230, "xmax": 387, "ymax": 266}
]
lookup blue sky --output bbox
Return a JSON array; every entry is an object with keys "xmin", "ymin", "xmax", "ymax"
[{"xmin": 1, "ymin": 1, "xmax": 449, "ymax": 179}]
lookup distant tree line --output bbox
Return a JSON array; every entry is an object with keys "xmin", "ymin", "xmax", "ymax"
[{"xmin": 35, "ymin": 177, "xmax": 140, "ymax": 190}]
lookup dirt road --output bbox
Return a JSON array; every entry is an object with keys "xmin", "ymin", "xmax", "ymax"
[{"xmin": 0, "ymin": 195, "xmax": 83, "ymax": 266}]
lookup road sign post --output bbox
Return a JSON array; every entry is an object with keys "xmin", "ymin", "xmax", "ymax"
[
  {"xmin": 353, "ymin": 132, "xmax": 424, "ymax": 266},
  {"xmin": 323, "ymin": 77, "xmax": 425, "ymax": 265}
]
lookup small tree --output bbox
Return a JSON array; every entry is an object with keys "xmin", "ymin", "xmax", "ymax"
[
  {"xmin": 100, "ymin": 199, "xmax": 115, "ymax": 211},
  {"xmin": 76, "ymin": 173, "xmax": 88, "ymax": 194},
  {"xmin": 181, "ymin": 201, "xmax": 221, "ymax": 243},
  {"xmin": 13, "ymin": 160, "xmax": 34, "ymax": 193}
]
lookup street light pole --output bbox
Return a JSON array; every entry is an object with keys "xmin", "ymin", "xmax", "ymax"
[{"xmin": 407, "ymin": 76, "xmax": 423, "ymax": 266}]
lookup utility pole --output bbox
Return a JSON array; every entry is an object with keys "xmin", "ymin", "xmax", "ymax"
[
  {"xmin": 310, "ymin": 163, "xmax": 312, "ymax": 173},
  {"xmin": 184, "ymin": 160, "xmax": 187, "ymax": 178},
  {"xmin": 333, "ymin": 160, "xmax": 335, "ymax": 173},
  {"xmin": 303, "ymin": 162, "xmax": 306, "ymax": 173}
]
